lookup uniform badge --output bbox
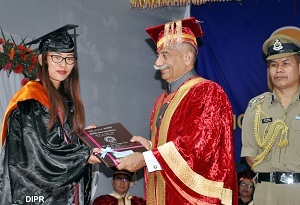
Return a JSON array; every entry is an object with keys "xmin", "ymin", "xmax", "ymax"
[
  {"xmin": 273, "ymin": 39, "xmax": 283, "ymax": 51},
  {"xmin": 262, "ymin": 117, "xmax": 272, "ymax": 123}
]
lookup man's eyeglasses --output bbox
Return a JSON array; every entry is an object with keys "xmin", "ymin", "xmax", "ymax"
[
  {"xmin": 240, "ymin": 182, "xmax": 254, "ymax": 188},
  {"xmin": 50, "ymin": 55, "xmax": 76, "ymax": 65},
  {"xmin": 113, "ymin": 177, "xmax": 130, "ymax": 182}
]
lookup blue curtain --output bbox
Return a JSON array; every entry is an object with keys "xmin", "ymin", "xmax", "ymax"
[{"xmin": 191, "ymin": 0, "xmax": 300, "ymax": 172}]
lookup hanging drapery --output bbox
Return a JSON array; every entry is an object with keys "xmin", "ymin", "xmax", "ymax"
[{"xmin": 130, "ymin": 0, "xmax": 239, "ymax": 9}]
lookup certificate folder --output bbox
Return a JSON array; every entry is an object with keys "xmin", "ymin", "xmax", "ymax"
[{"xmin": 80, "ymin": 122, "xmax": 147, "ymax": 167}]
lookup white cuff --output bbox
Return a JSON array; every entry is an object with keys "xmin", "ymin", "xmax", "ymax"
[
  {"xmin": 143, "ymin": 151, "xmax": 162, "ymax": 172},
  {"xmin": 148, "ymin": 140, "xmax": 152, "ymax": 149}
]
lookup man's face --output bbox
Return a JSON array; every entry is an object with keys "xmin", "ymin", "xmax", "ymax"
[
  {"xmin": 112, "ymin": 174, "xmax": 130, "ymax": 195},
  {"xmin": 268, "ymin": 55, "xmax": 300, "ymax": 90},
  {"xmin": 154, "ymin": 44, "xmax": 190, "ymax": 83}
]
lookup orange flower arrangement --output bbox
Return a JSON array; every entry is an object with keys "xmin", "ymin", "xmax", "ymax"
[{"xmin": 0, "ymin": 27, "xmax": 39, "ymax": 86}]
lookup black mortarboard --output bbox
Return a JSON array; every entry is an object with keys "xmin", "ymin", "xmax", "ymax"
[{"xmin": 24, "ymin": 24, "xmax": 78, "ymax": 55}]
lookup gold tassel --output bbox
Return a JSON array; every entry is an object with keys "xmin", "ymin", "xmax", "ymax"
[
  {"xmin": 162, "ymin": 19, "xmax": 182, "ymax": 50},
  {"xmin": 176, "ymin": 19, "xmax": 182, "ymax": 45}
]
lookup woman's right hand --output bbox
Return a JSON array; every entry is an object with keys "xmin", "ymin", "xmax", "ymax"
[{"xmin": 87, "ymin": 148, "xmax": 102, "ymax": 164}]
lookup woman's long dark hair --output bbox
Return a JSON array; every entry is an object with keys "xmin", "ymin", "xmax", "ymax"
[{"xmin": 39, "ymin": 52, "xmax": 85, "ymax": 135}]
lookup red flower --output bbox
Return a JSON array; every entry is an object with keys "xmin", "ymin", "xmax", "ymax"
[
  {"xmin": 28, "ymin": 65, "xmax": 35, "ymax": 72},
  {"xmin": 3, "ymin": 62, "xmax": 12, "ymax": 70},
  {"xmin": 21, "ymin": 55, "xmax": 27, "ymax": 62},
  {"xmin": 0, "ymin": 38, "xmax": 4, "ymax": 53},
  {"xmin": 30, "ymin": 55, "xmax": 37, "ymax": 64},
  {"xmin": 1, "ymin": 31, "xmax": 39, "ymax": 84},
  {"xmin": 21, "ymin": 78, "xmax": 29, "ymax": 86},
  {"xmin": 17, "ymin": 45, "xmax": 26, "ymax": 51},
  {"xmin": 14, "ymin": 64, "xmax": 23, "ymax": 73},
  {"xmin": 36, "ymin": 73, "xmax": 40, "ymax": 79}
]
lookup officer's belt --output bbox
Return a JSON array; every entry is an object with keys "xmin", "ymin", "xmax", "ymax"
[{"xmin": 257, "ymin": 172, "xmax": 300, "ymax": 184}]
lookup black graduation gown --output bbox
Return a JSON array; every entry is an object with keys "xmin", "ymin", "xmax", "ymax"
[{"xmin": 0, "ymin": 99, "xmax": 92, "ymax": 205}]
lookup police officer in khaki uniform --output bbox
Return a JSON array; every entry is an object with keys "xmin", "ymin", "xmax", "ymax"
[{"xmin": 241, "ymin": 32, "xmax": 300, "ymax": 204}]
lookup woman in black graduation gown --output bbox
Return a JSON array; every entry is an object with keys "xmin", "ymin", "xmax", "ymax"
[{"xmin": 0, "ymin": 25, "xmax": 101, "ymax": 205}]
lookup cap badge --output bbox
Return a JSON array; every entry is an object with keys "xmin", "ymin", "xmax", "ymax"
[{"xmin": 273, "ymin": 39, "xmax": 283, "ymax": 51}]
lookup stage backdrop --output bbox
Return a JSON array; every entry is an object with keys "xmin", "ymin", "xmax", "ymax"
[{"xmin": 191, "ymin": 0, "xmax": 300, "ymax": 172}]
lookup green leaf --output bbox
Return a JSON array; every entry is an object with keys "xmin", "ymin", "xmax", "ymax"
[
  {"xmin": 0, "ymin": 26, "xmax": 7, "ymax": 42},
  {"xmin": 10, "ymin": 33, "xmax": 16, "ymax": 45}
]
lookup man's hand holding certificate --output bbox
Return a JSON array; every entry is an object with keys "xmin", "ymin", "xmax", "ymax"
[{"xmin": 80, "ymin": 123, "xmax": 147, "ymax": 167}]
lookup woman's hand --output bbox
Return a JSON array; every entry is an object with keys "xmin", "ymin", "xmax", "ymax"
[
  {"xmin": 87, "ymin": 148, "xmax": 102, "ymax": 164},
  {"xmin": 131, "ymin": 136, "xmax": 151, "ymax": 150}
]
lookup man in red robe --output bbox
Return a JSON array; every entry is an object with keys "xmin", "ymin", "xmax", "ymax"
[
  {"xmin": 116, "ymin": 17, "xmax": 238, "ymax": 205},
  {"xmin": 92, "ymin": 170, "xmax": 146, "ymax": 205}
]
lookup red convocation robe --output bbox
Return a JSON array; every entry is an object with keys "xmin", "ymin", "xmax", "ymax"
[{"xmin": 145, "ymin": 77, "xmax": 238, "ymax": 205}]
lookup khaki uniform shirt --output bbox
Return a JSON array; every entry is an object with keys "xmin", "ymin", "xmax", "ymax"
[{"xmin": 241, "ymin": 88, "xmax": 300, "ymax": 172}]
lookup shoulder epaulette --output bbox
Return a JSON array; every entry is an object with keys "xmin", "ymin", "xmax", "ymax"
[{"xmin": 247, "ymin": 92, "xmax": 272, "ymax": 108}]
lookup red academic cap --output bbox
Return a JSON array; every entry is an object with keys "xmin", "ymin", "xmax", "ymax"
[{"xmin": 145, "ymin": 17, "xmax": 204, "ymax": 53}]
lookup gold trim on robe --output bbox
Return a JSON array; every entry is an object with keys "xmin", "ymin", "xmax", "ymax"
[
  {"xmin": 158, "ymin": 142, "xmax": 232, "ymax": 205},
  {"xmin": 109, "ymin": 192, "xmax": 133, "ymax": 205}
]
